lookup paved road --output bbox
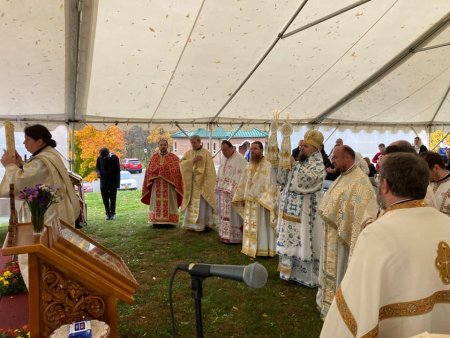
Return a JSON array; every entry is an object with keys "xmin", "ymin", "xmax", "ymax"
[{"xmin": 91, "ymin": 171, "xmax": 145, "ymax": 192}]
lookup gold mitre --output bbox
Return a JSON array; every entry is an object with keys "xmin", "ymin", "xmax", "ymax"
[{"xmin": 303, "ymin": 129, "xmax": 324, "ymax": 150}]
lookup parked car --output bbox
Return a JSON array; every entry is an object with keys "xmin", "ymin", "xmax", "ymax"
[
  {"xmin": 81, "ymin": 182, "xmax": 94, "ymax": 193},
  {"xmin": 121, "ymin": 158, "xmax": 142, "ymax": 173},
  {"xmin": 119, "ymin": 170, "xmax": 138, "ymax": 190}
]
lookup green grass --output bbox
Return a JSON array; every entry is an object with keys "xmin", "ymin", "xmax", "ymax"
[{"xmin": 0, "ymin": 191, "xmax": 323, "ymax": 337}]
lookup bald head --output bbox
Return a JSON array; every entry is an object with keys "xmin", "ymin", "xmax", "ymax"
[
  {"xmin": 386, "ymin": 140, "xmax": 415, "ymax": 154},
  {"xmin": 332, "ymin": 145, "xmax": 355, "ymax": 172}
]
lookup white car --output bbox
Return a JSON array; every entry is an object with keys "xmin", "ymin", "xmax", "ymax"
[{"xmin": 119, "ymin": 170, "xmax": 138, "ymax": 190}]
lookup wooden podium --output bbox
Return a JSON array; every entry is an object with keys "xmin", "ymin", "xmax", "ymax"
[{"xmin": 1, "ymin": 220, "xmax": 138, "ymax": 338}]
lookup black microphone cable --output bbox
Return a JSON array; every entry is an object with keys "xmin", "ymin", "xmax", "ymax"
[
  {"xmin": 169, "ymin": 266, "xmax": 181, "ymax": 338},
  {"xmin": 169, "ymin": 262, "xmax": 267, "ymax": 337}
]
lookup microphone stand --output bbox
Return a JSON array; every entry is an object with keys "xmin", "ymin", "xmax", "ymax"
[{"xmin": 190, "ymin": 276, "xmax": 204, "ymax": 338}]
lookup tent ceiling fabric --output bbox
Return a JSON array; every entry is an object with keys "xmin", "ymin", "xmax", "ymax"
[
  {"xmin": 1, "ymin": 0, "xmax": 449, "ymax": 128},
  {"xmin": 0, "ymin": 0, "xmax": 66, "ymax": 121}
]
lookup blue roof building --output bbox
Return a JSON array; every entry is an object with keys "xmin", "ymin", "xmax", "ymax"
[{"xmin": 172, "ymin": 127, "xmax": 268, "ymax": 139}]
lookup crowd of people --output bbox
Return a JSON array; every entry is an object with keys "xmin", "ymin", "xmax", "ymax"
[
  {"xmin": 141, "ymin": 132, "xmax": 450, "ymax": 337},
  {"xmin": 0, "ymin": 124, "xmax": 449, "ymax": 336}
]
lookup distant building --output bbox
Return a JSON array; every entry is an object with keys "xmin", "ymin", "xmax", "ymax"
[{"xmin": 171, "ymin": 127, "xmax": 268, "ymax": 166}]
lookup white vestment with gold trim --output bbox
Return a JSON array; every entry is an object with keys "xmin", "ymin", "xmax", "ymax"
[
  {"xmin": 431, "ymin": 174, "xmax": 450, "ymax": 217},
  {"xmin": 316, "ymin": 165, "xmax": 376, "ymax": 317},
  {"xmin": 232, "ymin": 157, "xmax": 278, "ymax": 257},
  {"xmin": 320, "ymin": 204, "xmax": 450, "ymax": 338},
  {"xmin": 0, "ymin": 146, "xmax": 80, "ymax": 289},
  {"xmin": 215, "ymin": 151, "xmax": 247, "ymax": 243}
]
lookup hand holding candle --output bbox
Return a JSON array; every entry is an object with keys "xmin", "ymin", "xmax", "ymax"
[{"xmin": 3, "ymin": 121, "xmax": 16, "ymax": 159}]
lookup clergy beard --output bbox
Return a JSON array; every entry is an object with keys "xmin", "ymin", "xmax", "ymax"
[
  {"xmin": 298, "ymin": 153, "xmax": 307, "ymax": 163},
  {"xmin": 250, "ymin": 154, "xmax": 263, "ymax": 164},
  {"xmin": 376, "ymin": 185, "xmax": 386, "ymax": 209}
]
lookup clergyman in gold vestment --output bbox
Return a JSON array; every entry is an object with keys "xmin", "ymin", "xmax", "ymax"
[{"xmin": 180, "ymin": 135, "xmax": 216, "ymax": 231}]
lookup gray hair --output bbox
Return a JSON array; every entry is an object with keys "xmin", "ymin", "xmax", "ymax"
[{"xmin": 189, "ymin": 135, "xmax": 201, "ymax": 142}]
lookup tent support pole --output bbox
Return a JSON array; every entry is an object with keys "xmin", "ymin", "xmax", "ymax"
[
  {"xmin": 282, "ymin": 0, "xmax": 372, "ymax": 39},
  {"xmin": 226, "ymin": 122, "xmax": 244, "ymax": 141},
  {"xmin": 71, "ymin": 123, "xmax": 76, "ymax": 171},
  {"xmin": 209, "ymin": 0, "xmax": 309, "ymax": 123},
  {"xmin": 431, "ymin": 132, "xmax": 450, "ymax": 151},
  {"xmin": 209, "ymin": 124, "xmax": 213, "ymax": 154},
  {"xmin": 175, "ymin": 122, "xmax": 190, "ymax": 138},
  {"xmin": 66, "ymin": 0, "xmax": 82, "ymax": 171},
  {"xmin": 427, "ymin": 125, "xmax": 433, "ymax": 149},
  {"xmin": 217, "ymin": 144, "xmax": 221, "ymax": 162},
  {"xmin": 212, "ymin": 123, "xmax": 244, "ymax": 159},
  {"xmin": 71, "ymin": 1, "xmax": 82, "ymax": 171},
  {"xmin": 413, "ymin": 42, "xmax": 450, "ymax": 53},
  {"xmin": 3, "ymin": 117, "xmax": 450, "ymax": 128},
  {"xmin": 430, "ymin": 84, "xmax": 450, "ymax": 124},
  {"xmin": 310, "ymin": 12, "xmax": 450, "ymax": 124},
  {"xmin": 323, "ymin": 127, "xmax": 339, "ymax": 144}
]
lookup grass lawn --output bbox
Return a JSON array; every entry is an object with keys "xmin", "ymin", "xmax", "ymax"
[{"xmin": 0, "ymin": 190, "xmax": 323, "ymax": 337}]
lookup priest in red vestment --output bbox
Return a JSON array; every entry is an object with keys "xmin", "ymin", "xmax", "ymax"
[{"xmin": 141, "ymin": 139, "xmax": 183, "ymax": 227}]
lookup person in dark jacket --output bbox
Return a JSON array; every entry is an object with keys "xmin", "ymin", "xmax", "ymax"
[
  {"xmin": 447, "ymin": 149, "xmax": 450, "ymax": 170},
  {"xmin": 292, "ymin": 140, "xmax": 304, "ymax": 161},
  {"xmin": 96, "ymin": 147, "xmax": 121, "ymax": 220},
  {"xmin": 364, "ymin": 157, "xmax": 376, "ymax": 177},
  {"xmin": 324, "ymin": 138, "xmax": 343, "ymax": 181}
]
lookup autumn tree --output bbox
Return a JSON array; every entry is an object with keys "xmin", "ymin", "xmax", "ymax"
[
  {"xmin": 74, "ymin": 125, "xmax": 125, "ymax": 181},
  {"xmin": 125, "ymin": 125, "xmax": 148, "ymax": 159},
  {"xmin": 147, "ymin": 127, "xmax": 174, "ymax": 154},
  {"xmin": 430, "ymin": 129, "xmax": 450, "ymax": 151}
]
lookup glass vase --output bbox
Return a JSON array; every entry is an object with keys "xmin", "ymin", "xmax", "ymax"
[{"xmin": 31, "ymin": 212, "xmax": 45, "ymax": 235}]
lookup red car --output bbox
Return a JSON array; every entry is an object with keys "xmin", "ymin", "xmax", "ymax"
[
  {"xmin": 81, "ymin": 182, "xmax": 94, "ymax": 193},
  {"xmin": 121, "ymin": 158, "xmax": 143, "ymax": 173}
]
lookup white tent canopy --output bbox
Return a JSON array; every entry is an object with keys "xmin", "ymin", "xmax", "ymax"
[{"xmin": 1, "ymin": 0, "xmax": 449, "ymax": 130}]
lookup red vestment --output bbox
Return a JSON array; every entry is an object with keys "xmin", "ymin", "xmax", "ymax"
[{"xmin": 141, "ymin": 152, "xmax": 183, "ymax": 224}]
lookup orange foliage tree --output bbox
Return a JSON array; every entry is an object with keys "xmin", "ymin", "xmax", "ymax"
[
  {"xmin": 147, "ymin": 127, "xmax": 174, "ymax": 153},
  {"xmin": 430, "ymin": 129, "xmax": 450, "ymax": 151},
  {"xmin": 73, "ymin": 125, "xmax": 125, "ymax": 181}
]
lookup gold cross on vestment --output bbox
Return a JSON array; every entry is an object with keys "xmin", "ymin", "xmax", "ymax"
[{"xmin": 436, "ymin": 241, "xmax": 450, "ymax": 284}]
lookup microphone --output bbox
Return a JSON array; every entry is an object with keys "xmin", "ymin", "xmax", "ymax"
[{"xmin": 177, "ymin": 262, "xmax": 268, "ymax": 288}]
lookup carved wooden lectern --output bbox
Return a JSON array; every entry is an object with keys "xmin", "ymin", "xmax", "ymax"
[{"xmin": 1, "ymin": 220, "xmax": 138, "ymax": 338}]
